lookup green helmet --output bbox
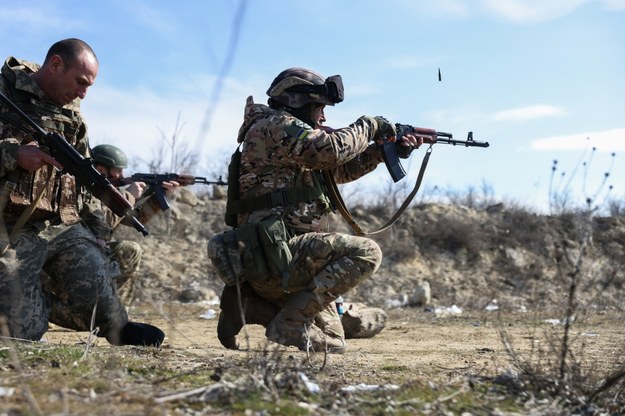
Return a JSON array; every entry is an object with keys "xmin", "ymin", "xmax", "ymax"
[
  {"xmin": 266, "ymin": 67, "xmax": 344, "ymax": 109},
  {"xmin": 91, "ymin": 144, "xmax": 128, "ymax": 169}
]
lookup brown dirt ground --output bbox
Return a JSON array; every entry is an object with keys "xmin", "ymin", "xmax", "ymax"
[
  {"xmin": 10, "ymin": 195, "xmax": 625, "ymax": 413},
  {"xmin": 43, "ymin": 303, "xmax": 625, "ymax": 387}
]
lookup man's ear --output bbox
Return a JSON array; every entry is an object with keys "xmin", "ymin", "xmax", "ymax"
[
  {"xmin": 94, "ymin": 164, "xmax": 108, "ymax": 176},
  {"xmin": 48, "ymin": 55, "xmax": 65, "ymax": 74}
]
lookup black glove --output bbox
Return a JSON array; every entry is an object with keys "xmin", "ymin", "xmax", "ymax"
[
  {"xmin": 361, "ymin": 116, "xmax": 396, "ymax": 141},
  {"xmin": 373, "ymin": 116, "xmax": 396, "ymax": 141},
  {"xmin": 395, "ymin": 141, "xmax": 414, "ymax": 159}
]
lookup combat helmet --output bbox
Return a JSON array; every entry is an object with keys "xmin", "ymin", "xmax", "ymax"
[
  {"xmin": 266, "ymin": 67, "xmax": 344, "ymax": 109},
  {"xmin": 91, "ymin": 144, "xmax": 128, "ymax": 169}
]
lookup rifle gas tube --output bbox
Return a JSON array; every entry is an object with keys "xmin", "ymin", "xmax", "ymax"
[{"xmin": 0, "ymin": 91, "xmax": 148, "ymax": 236}]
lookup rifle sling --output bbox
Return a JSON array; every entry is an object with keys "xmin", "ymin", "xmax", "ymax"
[
  {"xmin": 322, "ymin": 170, "xmax": 364, "ymax": 235},
  {"xmin": 226, "ymin": 145, "xmax": 433, "ymax": 235},
  {"xmin": 324, "ymin": 145, "xmax": 433, "ymax": 236}
]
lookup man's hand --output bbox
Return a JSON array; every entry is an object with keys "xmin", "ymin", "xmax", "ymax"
[
  {"xmin": 407, "ymin": 127, "xmax": 437, "ymax": 145},
  {"xmin": 126, "ymin": 181, "xmax": 147, "ymax": 199},
  {"xmin": 372, "ymin": 116, "xmax": 397, "ymax": 144},
  {"xmin": 125, "ymin": 179, "xmax": 179, "ymax": 200},
  {"xmin": 395, "ymin": 128, "xmax": 437, "ymax": 158},
  {"xmin": 161, "ymin": 181, "xmax": 180, "ymax": 193},
  {"xmin": 17, "ymin": 142, "xmax": 63, "ymax": 171}
]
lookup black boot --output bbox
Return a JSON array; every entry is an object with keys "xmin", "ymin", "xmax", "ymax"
[
  {"xmin": 108, "ymin": 322, "xmax": 165, "ymax": 347},
  {"xmin": 217, "ymin": 282, "xmax": 278, "ymax": 350}
]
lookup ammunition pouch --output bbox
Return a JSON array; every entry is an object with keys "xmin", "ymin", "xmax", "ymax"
[
  {"xmin": 2, "ymin": 167, "xmax": 80, "ymax": 223},
  {"xmin": 208, "ymin": 216, "xmax": 292, "ymax": 288}
]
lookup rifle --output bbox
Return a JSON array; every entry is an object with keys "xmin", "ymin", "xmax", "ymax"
[
  {"xmin": 129, "ymin": 173, "xmax": 227, "ymax": 211},
  {"xmin": 0, "ymin": 91, "xmax": 149, "ymax": 236},
  {"xmin": 382, "ymin": 123, "xmax": 490, "ymax": 182}
]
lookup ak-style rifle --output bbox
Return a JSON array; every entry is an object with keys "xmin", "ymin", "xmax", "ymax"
[
  {"xmin": 383, "ymin": 123, "xmax": 490, "ymax": 182},
  {"xmin": 0, "ymin": 91, "xmax": 148, "ymax": 235}
]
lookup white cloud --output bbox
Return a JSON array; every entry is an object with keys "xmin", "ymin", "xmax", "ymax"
[
  {"xmin": 493, "ymin": 105, "xmax": 566, "ymax": 122},
  {"xmin": 531, "ymin": 128, "xmax": 625, "ymax": 151},
  {"xmin": 599, "ymin": 0, "xmax": 625, "ymax": 10},
  {"xmin": 0, "ymin": 5, "xmax": 82, "ymax": 31},
  {"xmin": 481, "ymin": 0, "xmax": 587, "ymax": 23},
  {"xmin": 401, "ymin": 0, "xmax": 624, "ymax": 23},
  {"xmin": 81, "ymin": 76, "xmax": 258, "ymax": 172},
  {"xmin": 119, "ymin": 1, "xmax": 177, "ymax": 35}
]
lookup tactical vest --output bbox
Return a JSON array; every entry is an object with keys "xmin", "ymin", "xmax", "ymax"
[
  {"xmin": 0, "ymin": 75, "xmax": 82, "ymax": 223},
  {"xmin": 224, "ymin": 145, "xmax": 332, "ymax": 229}
]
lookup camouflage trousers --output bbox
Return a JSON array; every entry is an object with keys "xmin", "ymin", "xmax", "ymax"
[
  {"xmin": 0, "ymin": 221, "xmax": 128, "ymax": 341},
  {"xmin": 109, "ymin": 240, "xmax": 143, "ymax": 306},
  {"xmin": 250, "ymin": 232, "xmax": 382, "ymax": 347}
]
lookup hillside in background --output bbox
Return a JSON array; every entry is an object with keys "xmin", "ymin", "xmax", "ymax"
[
  {"xmin": 115, "ymin": 187, "xmax": 625, "ymax": 316},
  {"xmin": 4, "ymin": 186, "xmax": 625, "ymax": 415}
]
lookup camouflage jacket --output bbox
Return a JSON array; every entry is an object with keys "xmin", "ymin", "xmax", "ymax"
[
  {"xmin": 0, "ymin": 56, "xmax": 111, "ymax": 239},
  {"xmin": 237, "ymin": 96, "xmax": 385, "ymax": 233}
]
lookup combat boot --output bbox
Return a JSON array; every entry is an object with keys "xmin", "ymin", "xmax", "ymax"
[
  {"xmin": 314, "ymin": 302, "xmax": 346, "ymax": 347},
  {"xmin": 217, "ymin": 282, "xmax": 279, "ymax": 350},
  {"xmin": 106, "ymin": 321, "xmax": 165, "ymax": 347},
  {"xmin": 266, "ymin": 291, "xmax": 346, "ymax": 354}
]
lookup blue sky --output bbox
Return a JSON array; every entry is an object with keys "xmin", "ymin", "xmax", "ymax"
[{"xmin": 2, "ymin": 0, "xmax": 624, "ymax": 212}]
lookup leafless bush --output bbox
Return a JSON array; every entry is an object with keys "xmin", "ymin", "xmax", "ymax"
[
  {"xmin": 140, "ymin": 113, "xmax": 199, "ymax": 175},
  {"xmin": 498, "ymin": 187, "xmax": 625, "ymax": 413},
  {"xmin": 549, "ymin": 148, "xmax": 616, "ymax": 215},
  {"xmin": 441, "ymin": 180, "xmax": 498, "ymax": 210},
  {"xmin": 495, "ymin": 207, "xmax": 546, "ymax": 250},
  {"xmin": 413, "ymin": 213, "xmax": 485, "ymax": 260},
  {"xmin": 606, "ymin": 197, "xmax": 625, "ymax": 217}
]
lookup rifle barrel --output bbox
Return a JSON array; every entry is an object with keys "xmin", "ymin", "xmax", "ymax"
[{"xmin": 436, "ymin": 137, "xmax": 490, "ymax": 147}]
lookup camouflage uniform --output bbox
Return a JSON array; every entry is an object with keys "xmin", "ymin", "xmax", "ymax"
[
  {"xmin": 0, "ymin": 57, "xmax": 128, "ymax": 342},
  {"xmin": 101, "ymin": 180, "xmax": 167, "ymax": 305},
  {"xmin": 109, "ymin": 239, "xmax": 142, "ymax": 304},
  {"xmin": 234, "ymin": 95, "xmax": 385, "ymax": 352}
]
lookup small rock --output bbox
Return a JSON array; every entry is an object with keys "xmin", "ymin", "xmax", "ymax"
[
  {"xmin": 341, "ymin": 303, "xmax": 388, "ymax": 338},
  {"xmin": 178, "ymin": 288, "xmax": 205, "ymax": 303},
  {"xmin": 408, "ymin": 281, "xmax": 431, "ymax": 307}
]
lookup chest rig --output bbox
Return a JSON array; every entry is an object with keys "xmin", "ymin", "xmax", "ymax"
[
  {"xmin": 224, "ymin": 145, "xmax": 332, "ymax": 229},
  {"xmin": 1, "ymin": 77, "xmax": 83, "ymax": 224}
]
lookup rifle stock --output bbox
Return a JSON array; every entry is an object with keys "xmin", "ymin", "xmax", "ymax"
[
  {"xmin": 0, "ymin": 91, "xmax": 148, "ymax": 236},
  {"xmin": 382, "ymin": 123, "xmax": 490, "ymax": 182}
]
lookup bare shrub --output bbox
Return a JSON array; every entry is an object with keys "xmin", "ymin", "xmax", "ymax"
[
  {"xmin": 496, "ymin": 207, "xmax": 547, "ymax": 251},
  {"xmin": 442, "ymin": 180, "xmax": 498, "ymax": 210},
  {"xmin": 549, "ymin": 148, "xmax": 616, "ymax": 215},
  {"xmin": 606, "ymin": 197, "xmax": 625, "ymax": 217},
  {"xmin": 139, "ymin": 113, "xmax": 199, "ymax": 175},
  {"xmin": 497, "ymin": 196, "xmax": 625, "ymax": 413},
  {"xmin": 413, "ymin": 211, "xmax": 485, "ymax": 260},
  {"xmin": 493, "ymin": 144, "xmax": 624, "ymax": 411}
]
